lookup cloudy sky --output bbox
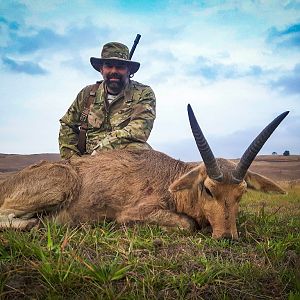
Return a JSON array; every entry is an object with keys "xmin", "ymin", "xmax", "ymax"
[{"xmin": 1, "ymin": 0, "xmax": 299, "ymax": 161}]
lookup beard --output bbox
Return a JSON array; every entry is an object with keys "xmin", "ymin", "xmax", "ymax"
[{"xmin": 105, "ymin": 73, "xmax": 128, "ymax": 95}]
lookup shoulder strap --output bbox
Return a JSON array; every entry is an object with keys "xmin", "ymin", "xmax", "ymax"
[{"xmin": 77, "ymin": 82, "xmax": 101, "ymax": 155}]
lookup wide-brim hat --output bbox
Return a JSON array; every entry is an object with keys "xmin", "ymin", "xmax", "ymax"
[{"xmin": 90, "ymin": 42, "xmax": 140, "ymax": 74}]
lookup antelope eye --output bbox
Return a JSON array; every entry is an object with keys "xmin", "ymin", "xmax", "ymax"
[{"xmin": 205, "ymin": 186, "xmax": 213, "ymax": 197}]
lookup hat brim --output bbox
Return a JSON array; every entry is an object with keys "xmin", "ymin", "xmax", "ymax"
[{"xmin": 90, "ymin": 57, "xmax": 140, "ymax": 74}]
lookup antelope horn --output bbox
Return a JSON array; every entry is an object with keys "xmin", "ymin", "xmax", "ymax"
[
  {"xmin": 233, "ymin": 111, "xmax": 289, "ymax": 182},
  {"xmin": 187, "ymin": 104, "xmax": 223, "ymax": 181}
]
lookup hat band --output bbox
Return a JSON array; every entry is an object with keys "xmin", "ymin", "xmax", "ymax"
[{"xmin": 101, "ymin": 57, "xmax": 131, "ymax": 61}]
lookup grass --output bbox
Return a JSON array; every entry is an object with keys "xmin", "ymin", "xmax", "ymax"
[{"xmin": 0, "ymin": 184, "xmax": 299, "ymax": 299}]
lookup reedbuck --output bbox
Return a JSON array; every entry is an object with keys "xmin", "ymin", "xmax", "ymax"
[{"xmin": 0, "ymin": 105, "xmax": 288, "ymax": 239}]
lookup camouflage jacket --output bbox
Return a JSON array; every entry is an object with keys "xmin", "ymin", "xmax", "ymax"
[{"xmin": 59, "ymin": 80, "xmax": 156, "ymax": 159}]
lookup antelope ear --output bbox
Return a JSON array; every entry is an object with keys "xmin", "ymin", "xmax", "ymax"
[
  {"xmin": 245, "ymin": 171, "xmax": 286, "ymax": 194},
  {"xmin": 169, "ymin": 165, "xmax": 204, "ymax": 192}
]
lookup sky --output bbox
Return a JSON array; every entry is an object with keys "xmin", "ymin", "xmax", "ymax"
[{"xmin": 0, "ymin": 0, "xmax": 299, "ymax": 161}]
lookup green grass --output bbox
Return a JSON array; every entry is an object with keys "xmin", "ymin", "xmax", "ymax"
[{"xmin": 0, "ymin": 186, "xmax": 299, "ymax": 299}]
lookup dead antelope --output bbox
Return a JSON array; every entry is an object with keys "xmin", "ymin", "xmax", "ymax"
[{"xmin": 0, "ymin": 105, "xmax": 288, "ymax": 239}]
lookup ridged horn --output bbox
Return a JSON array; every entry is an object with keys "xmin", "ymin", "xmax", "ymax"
[
  {"xmin": 233, "ymin": 111, "xmax": 289, "ymax": 182},
  {"xmin": 187, "ymin": 104, "xmax": 223, "ymax": 181}
]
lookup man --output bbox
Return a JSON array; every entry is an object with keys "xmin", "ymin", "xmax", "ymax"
[{"xmin": 59, "ymin": 42, "xmax": 156, "ymax": 159}]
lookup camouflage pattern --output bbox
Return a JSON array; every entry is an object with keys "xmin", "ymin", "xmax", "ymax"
[
  {"xmin": 59, "ymin": 80, "xmax": 156, "ymax": 159},
  {"xmin": 101, "ymin": 42, "xmax": 129, "ymax": 60},
  {"xmin": 90, "ymin": 42, "xmax": 140, "ymax": 74}
]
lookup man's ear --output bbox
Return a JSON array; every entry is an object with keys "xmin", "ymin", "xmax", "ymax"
[
  {"xmin": 245, "ymin": 171, "xmax": 286, "ymax": 194},
  {"xmin": 169, "ymin": 165, "xmax": 204, "ymax": 192}
]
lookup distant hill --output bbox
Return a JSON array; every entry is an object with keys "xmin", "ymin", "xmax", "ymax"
[
  {"xmin": 0, "ymin": 153, "xmax": 60, "ymax": 182},
  {"xmin": 0, "ymin": 153, "xmax": 299, "ymax": 183},
  {"xmin": 0, "ymin": 153, "xmax": 60, "ymax": 173},
  {"xmin": 246, "ymin": 155, "xmax": 300, "ymax": 181}
]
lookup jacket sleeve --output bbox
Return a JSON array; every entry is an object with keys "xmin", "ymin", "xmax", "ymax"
[
  {"xmin": 93, "ymin": 86, "xmax": 156, "ymax": 152},
  {"xmin": 58, "ymin": 86, "xmax": 91, "ymax": 159}
]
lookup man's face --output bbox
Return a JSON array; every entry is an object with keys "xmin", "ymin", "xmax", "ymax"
[{"xmin": 100, "ymin": 61, "xmax": 130, "ymax": 95}]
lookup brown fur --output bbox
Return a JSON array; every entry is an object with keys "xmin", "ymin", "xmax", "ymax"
[{"xmin": 0, "ymin": 149, "xmax": 285, "ymax": 238}]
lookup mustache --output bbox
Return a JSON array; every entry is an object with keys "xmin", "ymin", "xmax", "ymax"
[{"xmin": 107, "ymin": 73, "xmax": 122, "ymax": 80}]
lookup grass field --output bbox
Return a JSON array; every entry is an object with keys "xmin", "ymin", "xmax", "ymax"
[{"xmin": 0, "ymin": 184, "xmax": 299, "ymax": 299}]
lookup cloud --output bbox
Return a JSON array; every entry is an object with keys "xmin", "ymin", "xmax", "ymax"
[
  {"xmin": 2, "ymin": 57, "xmax": 47, "ymax": 75},
  {"xmin": 270, "ymin": 64, "xmax": 300, "ymax": 95},
  {"xmin": 2, "ymin": 20, "xmax": 109, "ymax": 56},
  {"xmin": 0, "ymin": 19, "xmax": 110, "ymax": 76},
  {"xmin": 116, "ymin": 0, "xmax": 167, "ymax": 14},
  {"xmin": 61, "ymin": 55, "xmax": 93, "ymax": 74},
  {"xmin": 9, "ymin": 28, "xmax": 64, "ymax": 54},
  {"xmin": 213, "ymin": 7, "xmax": 257, "ymax": 29},
  {"xmin": 0, "ymin": 1, "xmax": 27, "ymax": 24},
  {"xmin": 139, "ymin": 49, "xmax": 178, "ymax": 83},
  {"xmin": 285, "ymin": 1, "xmax": 300, "ymax": 9},
  {"xmin": 247, "ymin": 65, "xmax": 263, "ymax": 76},
  {"xmin": 0, "ymin": 16, "xmax": 20, "ymax": 30},
  {"xmin": 189, "ymin": 56, "xmax": 263, "ymax": 82},
  {"xmin": 267, "ymin": 23, "xmax": 300, "ymax": 48},
  {"xmin": 155, "ymin": 113, "xmax": 299, "ymax": 161}
]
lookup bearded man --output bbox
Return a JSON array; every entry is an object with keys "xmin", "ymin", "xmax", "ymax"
[{"xmin": 59, "ymin": 42, "xmax": 156, "ymax": 159}]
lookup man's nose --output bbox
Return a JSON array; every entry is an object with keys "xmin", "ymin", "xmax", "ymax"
[{"xmin": 110, "ymin": 66, "xmax": 119, "ymax": 73}]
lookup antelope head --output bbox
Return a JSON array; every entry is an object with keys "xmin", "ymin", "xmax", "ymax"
[{"xmin": 170, "ymin": 105, "xmax": 289, "ymax": 239}]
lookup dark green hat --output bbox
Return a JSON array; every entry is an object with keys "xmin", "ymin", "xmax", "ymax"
[{"xmin": 90, "ymin": 42, "xmax": 140, "ymax": 74}]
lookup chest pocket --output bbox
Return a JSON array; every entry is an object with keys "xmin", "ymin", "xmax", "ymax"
[
  {"xmin": 88, "ymin": 103, "xmax": 106, "ymax": 128},
  {"xmin": 111, "ymin": 106, "xmax": 133, "ymax": 129}
]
